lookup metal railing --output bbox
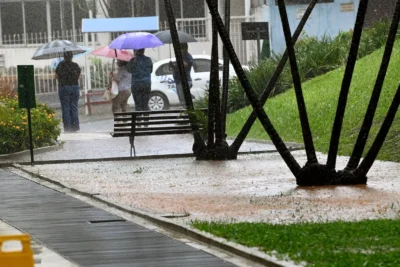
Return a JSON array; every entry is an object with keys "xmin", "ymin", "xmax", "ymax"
[
  {"xmin": 1, "ymin": 29, "xmax": 89, "ymax": 46},
  {"xmin": 0, "ymin": 62, "xmax": 114, "ymax": 95},
  {"xmin": 159, "ymin": 18, "xmax": 208, "ymax": 41},
  {"xmin": 158, "ymin": 16, "xmax": 257, "ymax": 64}
]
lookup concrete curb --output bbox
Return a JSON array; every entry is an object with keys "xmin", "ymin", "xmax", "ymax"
[
  {"xmin": 14, "ymin": 165, "xmax": 286, "ymax": 267},
  {"xmin": 9, "ymin": 147, "xmax": 304, "ymax": 167},
  {"xmin": 0, "ymin": 143, "xmax": 62, "ymax": 162},
  {"xmin": 226, "ymin": 137, "xmax": 304, "ymax": 150}
]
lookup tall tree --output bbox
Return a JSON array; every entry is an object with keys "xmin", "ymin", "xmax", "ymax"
[
  {"xmin": 326, "ymin": 0, "xmax": 369, "ymax": 169},
  {"xmin": 346, "ymin": 0, "xmax": 400, "ymax": 171},
  {"xmin": 204, "ymin": 0, "xmax": 302, "ymax": 177},
  {"xmin": 229, "ymin": 0, "xmax": 318, "ymax": 159},
  {"xmin": 355, "ymin": 84, "xmax": 400, "ymax": 177},
  {"xmin": 163, "ymin": 0, "xmax": 207, "ymax": 158},
  {"xmin": 276, "ymin": 0, "xmax": 318, "ymax": 165},
  {"xmin": 220, "ymin": 0, "xmax": 231, "ymax": 143},
  {"xmin": 207, "ymin": 4, "xmax": 219, "ymax": 150}
]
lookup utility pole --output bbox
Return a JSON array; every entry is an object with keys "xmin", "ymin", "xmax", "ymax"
[{"xmin": 131, "ymin": 0, "xmax": 135, "ymax": 17}]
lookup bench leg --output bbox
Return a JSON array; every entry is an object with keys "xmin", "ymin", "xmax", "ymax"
[
  {"xmin": 129, "ymin": 136, "xmax": 136, "ymax": 157},
  {"xmin": 86, "ymin": 94, "xmax": 92, "ymax": 116}
]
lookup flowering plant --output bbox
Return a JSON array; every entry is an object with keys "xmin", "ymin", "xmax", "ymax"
[{"xmin": 0, "ymin": 81, "xmax": 60, "ymax": 154}]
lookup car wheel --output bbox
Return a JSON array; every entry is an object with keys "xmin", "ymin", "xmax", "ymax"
[{"xmin": 148, "ymin": 92, "xmax": 169, "ymax": 111}]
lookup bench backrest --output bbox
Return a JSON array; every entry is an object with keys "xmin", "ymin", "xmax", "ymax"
[{"xmin": 111, "ymin": 109, "xmax": 206, "ymax": 138}]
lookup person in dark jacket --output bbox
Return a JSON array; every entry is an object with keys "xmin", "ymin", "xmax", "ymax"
[
  {"xmin": 55, "ymin": 51, "xmax": 81, "ymax": 133},
  {"xmin": 127, "ymin": 49, "xmax": 153, "ymax": 113},
  {"xmin": 169, "ymin": 43, "xmax": 193, "ymax": 108}
]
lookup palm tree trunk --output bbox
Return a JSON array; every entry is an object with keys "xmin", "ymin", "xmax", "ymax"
[
  {"xmin": 229, "ymin": 0, "xmax": 317, "ymax": 158},
  {"xmin": 205, "ymin": 0, "xmax": 301, "ymax": 176},
  {"xmin": 326, "ymin": 0, "xmax": 369, "ymax": 169},
  {"xmin": 207, "ymin": 16, "xmax": 219, "ymax": 149},
  {"xmin": 346, "ymin": 0, "xmax": 400, "ymax": 171},
  {"xmin": 276, "ymin": 0, "xmax": 317, "ymax": 164},
  {"xmin": 355, "ymin": 84, "xmax": 400, "ymax": 177},
  {"xmin": 220, "ymin": 0, "xmax": 231, "ymax": 140},
  {"xmin": 163, "ymin": 0, "xmax": 206, "ymax": 157}
]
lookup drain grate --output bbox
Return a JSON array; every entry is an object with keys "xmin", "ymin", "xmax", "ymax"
[
  {"xmin": 88, "ymin": 219, "xmax": 126, "ymax": 224},
  {"xmin": 161, "ymin": 213, "xmax": 190, "ymax": 219}
]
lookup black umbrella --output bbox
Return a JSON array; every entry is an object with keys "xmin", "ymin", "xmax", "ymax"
[
  {"xmin": 155, "ymin": 30, "xmax": 197, "ymax": 59},
  {"xmin": 32, "ymin": 39, "xmax": 87, "ymax": 60},
  {"xmin": 155, "ymin": 30, "xmax": 197, "ymax": 44}
]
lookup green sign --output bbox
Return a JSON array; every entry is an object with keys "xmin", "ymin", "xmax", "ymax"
[{"xmin": 17, "ymin": 65, "xmax": 36, "ymax": 109}]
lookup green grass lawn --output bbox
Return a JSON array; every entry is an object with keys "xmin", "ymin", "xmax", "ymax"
[
  {"xmin": 226, "ymin": 42, "xmax": 400, "ymax": 162},
  {"xmin": 193, "ymin": 219, "xmax": 400, "ymax": 266}
]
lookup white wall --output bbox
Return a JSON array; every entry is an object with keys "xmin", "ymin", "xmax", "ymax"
[{"xmin": 267, "ymin": 0, "xmax": 359, "ymax": 55}]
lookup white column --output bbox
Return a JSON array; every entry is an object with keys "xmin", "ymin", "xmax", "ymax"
[
  {"xmin": 131, "ymin": 0, "xmax": 135, "ymax": 17},
  {"xmin": 46, "ymin": 0, "xmax": 52, "ymax": 42},
  {"xmin": 180, "ymin": 0, "xmax": 183, "ymax": 18},
  {"xmin": 89, "ymin": 10, "xmax": 95, "ymax": 47},
  {"xmin": 71, "ymin": 0, "xmax": 76, "ymax": 42},
  {"xmin": 205, "ymin": 0, "xmax": 212, "ymax": 42},
  {"xmin": 245, "ymin": 0, "xmax": 251, "ymax": 17},
  {"xmin": 155, "ymin": 0, "xmax": 160, "ymax": 61},
  {"xmin": 155, "ymin": 0, "xmax": 159, "ymax": 17},
  {"xmin": 94, "ymin": 1, "xmax": 111, "ymax": 46},
  {"xmin": 0, "ymin": 5, "xmax": 3, "ymax": 45},
  {"xmin": 60, "ymin": 0, "xmax": 65, "ymax": 37},
  {"xmin": 84, "ymin": 32, "xmax": 91, "ymax": 115},
  {"xmin": 22, "ymin": 0, "xmax": 27, "ymax": 45}
]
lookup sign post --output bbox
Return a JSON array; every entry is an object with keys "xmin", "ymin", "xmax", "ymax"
[
  {"xmin": 241, "ymin": 22, "xmax": 269, "ymax": 63},
  {"xmin": 17, "ymin": 65, "xmax": 36, "ymax": 166}
]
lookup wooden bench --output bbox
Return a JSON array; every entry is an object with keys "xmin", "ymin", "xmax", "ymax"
[
  {"xmin": 85, "ymin": 91, "xmax": 111, "ymax": 115},
  {"xmin": 111, "ymin": 109, "xmax": 207, "ymax": 157}
]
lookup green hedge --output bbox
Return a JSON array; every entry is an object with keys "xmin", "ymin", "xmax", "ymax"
[{"xmin": 0, "ymin": 93, "xmax": 61, "ymax": 155}]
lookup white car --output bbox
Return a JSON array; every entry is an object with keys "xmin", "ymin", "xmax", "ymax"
[{"xmin": 128, "ymin": 55, "xmax": 240, "ymax": 110}]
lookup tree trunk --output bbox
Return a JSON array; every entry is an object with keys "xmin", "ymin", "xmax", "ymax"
[
  {"xmin": 229, "ymin": 0, "xmax": 317, "ymax": 158},
  {"xmin": 220, "ymin": 0, "xmax": 231, "ymax": 140},
  {"xmin": 276, "ymin": 0, "xmax": 318, "ymax": 165},
  {"xmin": 163, "ymin": 0, "xmax": 206, "ymax": 158},
  {"xmin": 204, "ymin": 0, "xmax": 301, "ymax": 177},
  {"xmin": 207, "ymin": 15, "xmax": 218, "ymax": 149},
  {"xmin": 355, "ymin": 84, "xmax": 400, "ymax": 177},
  {"xmin": 345, "ymin": 0, "xmax": 400, "ymax": 171},
  {"xmin": 326, "ymin": 0, "xmax": 369, "ymax": 170}
]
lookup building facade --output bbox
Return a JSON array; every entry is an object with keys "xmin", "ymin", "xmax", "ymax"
[{"xmin": 251, "ymin": 0, "xmax": 361, "ymax": 55}]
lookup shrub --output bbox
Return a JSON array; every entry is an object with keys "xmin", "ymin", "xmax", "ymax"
[{"xmin": 0, "ymin": 82, "xmax": 61, "ymax": 155}]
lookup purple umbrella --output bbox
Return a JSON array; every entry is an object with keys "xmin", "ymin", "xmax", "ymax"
[{"xmin": 109, "ymin": 32, "xmax": 163, "ymax": 50}]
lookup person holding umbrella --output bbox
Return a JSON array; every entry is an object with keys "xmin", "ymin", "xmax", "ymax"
[
  {"xmin": 169, "ymin": 43, "xmax": 193, "ymax": 108},
  {"xmin": 109, "ymin": 32, "xmax": 163, "ymax": 115},
  {"xmin": 32, "ymin": 39, "xmax": 86, "ymax": 133},
  {"xmin": 127, "ymin": 49, "xmax": 153, "ymax": 117},
  {"xmin": 109, "ymin": 60, "xmax": 132, "ymax": 114},
  {"xmin": 55, "ymin": 51, "xmax": 82, "ymax": 133}
]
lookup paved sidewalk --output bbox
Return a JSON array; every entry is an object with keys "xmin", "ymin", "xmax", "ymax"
[
  {"xmin": 0, "ymin": 220, "xmax": 78, "ymax": 267},
  {"xmin": 0, "ymin": 169, "xmax": 236, "ymax": 267},
  {"xmin": 0, "ymin": 118, "xmax": 284, "ymax": 267}
]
